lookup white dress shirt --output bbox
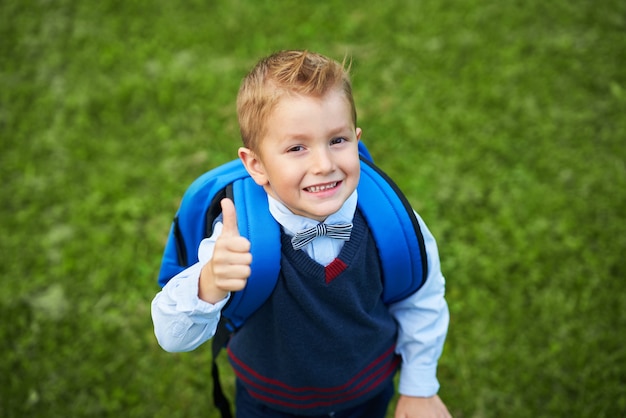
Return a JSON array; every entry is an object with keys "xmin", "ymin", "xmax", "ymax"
[{"xmin": 151, "ymin": 190, "xmax": 449, "ymax": 397}]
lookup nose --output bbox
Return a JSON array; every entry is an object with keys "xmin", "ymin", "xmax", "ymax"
[{"xmin": 311, "ymin": 146, "xmax": 335, "ymax": 174}]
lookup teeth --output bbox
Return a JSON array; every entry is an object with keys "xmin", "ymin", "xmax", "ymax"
[{"xmin": 307, "ymin": 182, "xmax": 337, "ymax": 192}]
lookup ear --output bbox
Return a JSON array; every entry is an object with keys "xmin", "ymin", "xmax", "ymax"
[
  {"xmin": 356, "ymin": 127, "xmax": 362, "ymax": 141},
  {"xmin": 238, "ymin": 147, "xmax": 269, "ymax": 186}
]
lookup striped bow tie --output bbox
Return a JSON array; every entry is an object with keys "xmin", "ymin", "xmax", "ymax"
[{"xmin": 291, "ymin": 223, "xmax": 353, "ymax": 250}]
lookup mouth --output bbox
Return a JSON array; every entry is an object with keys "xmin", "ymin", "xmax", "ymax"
[{"xmin": 304, "ymin": 181, "xmax": 340, "ymax": 193}]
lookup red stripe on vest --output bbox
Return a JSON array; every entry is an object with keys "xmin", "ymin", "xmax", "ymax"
[
  {"xmin": 325, "ymin": 258, "xmax": 348, "ymax": 284},
  {"xmin": 227, "ymin": 344, "xmax": 399, "ymax": 409}
]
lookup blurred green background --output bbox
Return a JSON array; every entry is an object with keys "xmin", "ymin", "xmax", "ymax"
[{"xmin": 1, "ymin": 0, "xmax": 624, "ymax": 417}]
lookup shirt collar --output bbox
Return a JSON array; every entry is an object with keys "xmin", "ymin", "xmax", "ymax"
[{"xmin": 267, "ymin": 190, "xmax": 358, "ymax": 237}]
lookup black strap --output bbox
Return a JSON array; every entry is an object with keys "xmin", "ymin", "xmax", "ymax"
[
  {"xmin": 211, "ymin": 319, "xmax": 234, "ymax": 418},
  {"xmin": 208, "ymin": 184, "xmax": 237, "ymax": 418}
]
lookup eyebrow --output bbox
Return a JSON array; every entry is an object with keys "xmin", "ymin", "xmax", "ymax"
[
  {"xmin": 278, "ymin": 124, "xmax": 353, "ymax": 142},
  {"xmin": 326, "ymin": 124, "xmax": 354, "ymax": 137}
]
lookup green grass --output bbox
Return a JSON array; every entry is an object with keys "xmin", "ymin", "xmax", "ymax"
[{"xmin": 1, "ymin": 0, "xmax": 625, "ymax": 417}]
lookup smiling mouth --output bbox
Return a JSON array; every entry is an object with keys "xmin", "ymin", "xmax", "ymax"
[{"xmin": 305, "ymin": 181, "xmax": 339, "ymax": 193}]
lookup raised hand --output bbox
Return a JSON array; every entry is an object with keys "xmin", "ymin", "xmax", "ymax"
[{"xmin": 199, "ymin": 198, "xmax": 252, "ymax": 303}]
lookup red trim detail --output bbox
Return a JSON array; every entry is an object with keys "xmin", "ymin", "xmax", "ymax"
[
  {"xmin": 238, "ymin": 355, "xmax": 399, "ymax": 409},
  {"xmin": 325, "ymin": 258, "xmax": 348, "ymax": 284},
  {"xmin": 227, "ymin": 344, "xmax": 400, "ymax": 409},
  {"xmin": 228, "ymin": 344, "xmax": 395, "ymax": 393}
]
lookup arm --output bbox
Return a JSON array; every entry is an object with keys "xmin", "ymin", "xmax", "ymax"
[
  {"xmin": 151, "ymin": 262, "xmax": 229, "ymax": 352},
  {"xmin": 388, "ymin": 213, "xmax": 451, "ymax": 417},
  {"xmin": 151, "ymin": 198, "xmax": 252, "ymax": 352}
]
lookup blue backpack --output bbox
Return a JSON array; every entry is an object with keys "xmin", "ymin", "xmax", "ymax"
[{"xmin": 157, "ymin": 142, "xmax": 428, "ymax": 417}]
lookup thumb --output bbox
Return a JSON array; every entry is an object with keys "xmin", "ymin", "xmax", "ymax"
[{"xmin": 220, "ymin": 198, "xmax": 240, "ymax": 237}]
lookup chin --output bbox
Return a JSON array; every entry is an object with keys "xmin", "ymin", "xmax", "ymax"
[{"xmin": 308, "ymin": 203, "xmax": 345, "ymax": 221}]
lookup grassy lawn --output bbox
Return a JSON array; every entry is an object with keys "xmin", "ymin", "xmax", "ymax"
[{"xmin": 1, "ymin": 0, "xmax": 624, "ymax": 417}]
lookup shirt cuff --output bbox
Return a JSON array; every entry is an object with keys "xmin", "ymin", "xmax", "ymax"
[
  {"xmin": 398, "ymin": 363, "xmax": 440, "ymax": 397},
  {"xmin": 170, "ymin": 263, "xmax": 230, "ymax": 318}
]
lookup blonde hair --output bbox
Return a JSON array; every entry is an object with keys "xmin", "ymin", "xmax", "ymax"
[{"xmin": 236, "ymin": 50, "xmax": 356, "ymax": 151}]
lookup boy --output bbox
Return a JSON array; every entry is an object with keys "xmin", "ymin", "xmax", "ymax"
[{"xmin": 152, "ymin": 50, "xmax": 451, "ymax": 418}]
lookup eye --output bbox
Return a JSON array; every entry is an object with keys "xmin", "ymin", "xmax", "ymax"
[
  {"xmin": 330, "ymin": 137, "xmax": 347, "ymax": 146},
  {"xmin": 287, "ymin": 145, "xmax": 305, "ymax": 153}
]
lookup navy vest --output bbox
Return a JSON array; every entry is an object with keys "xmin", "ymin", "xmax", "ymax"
[{"xmin": 227, "ymin": 211, "xmax": 400, "ymax": 415}]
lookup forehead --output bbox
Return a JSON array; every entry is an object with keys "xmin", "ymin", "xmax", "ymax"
[{"xmin": 267, "ymin": 90, "xmax": 354, "ymax": 132}]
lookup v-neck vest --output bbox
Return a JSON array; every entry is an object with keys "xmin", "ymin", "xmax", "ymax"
[{"xmin": 227, "ymin": 210, "xmax": 399, "ymax": 415}]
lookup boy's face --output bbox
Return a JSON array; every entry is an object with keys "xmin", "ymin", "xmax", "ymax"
[{"xmin": 239, "ymin": 89, "xmax": 361, "ymax": 222}]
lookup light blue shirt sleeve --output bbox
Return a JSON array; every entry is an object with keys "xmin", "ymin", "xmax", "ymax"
[
  {"xmin": 388, "ymin": 212, "xmax": 450, "ymax": 397},
  {"xmin": 151, "ymin": 225, "xmax": 230, "ymax": 353}
]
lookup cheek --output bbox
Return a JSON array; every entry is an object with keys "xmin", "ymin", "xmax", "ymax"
[
  {"xmin": 266, "ymin": 164, "xmax": 301, "ymax": 190},
  {"xmin": 347, "ymin": 160, "xmax": 361, "ymax": 180}
]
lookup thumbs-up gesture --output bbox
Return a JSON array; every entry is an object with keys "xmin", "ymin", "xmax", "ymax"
[{"xmin": 199, "ymin": 198, "xmax": 252, "ymax": 303}]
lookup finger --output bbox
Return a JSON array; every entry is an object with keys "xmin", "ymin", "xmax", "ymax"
[
  {"xmin": 214, "ymin": 240, "xmax": 252, "ymax": 262},
  {"xmin": 222, "ymin": 235, "xmax": 252, "ymax": 254},
  {"xmin": 220, "ymin": 198, "xmax": 240, "ymax": 237},
  {"xmin": 216, "ymin": 276, "xmax": 249, "ymax": 293},
  {"xmin": 214, "ymin": 264, "xmax": 252, "ymax": 284}
]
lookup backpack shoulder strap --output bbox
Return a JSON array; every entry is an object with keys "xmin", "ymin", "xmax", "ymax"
[
  {"xmin": 357, "ymin": 157, "xmax": 429, "ymax": 303},
  {"xmin": 158, "ymin": 160, "xmax": 241, "ymax": 286},
  {"xmin": 157, "ymin": 158, "xmax": 281, "ymax": 329},
  {"xmin": 221, "ymin": 176, "xmax": 280, "ymax": 330},
  {"xmin": 158, "ymin": 160, "xmax": 250, "ymax": 287}
]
